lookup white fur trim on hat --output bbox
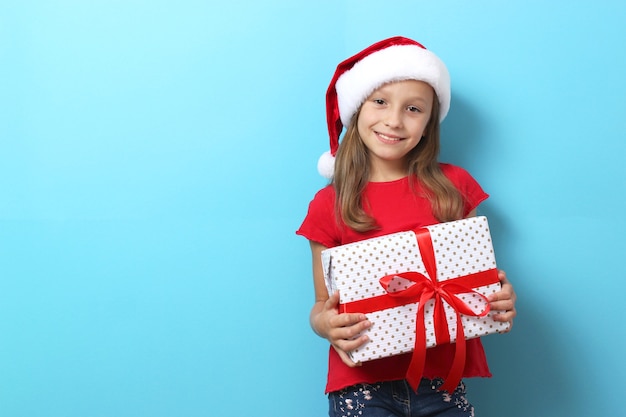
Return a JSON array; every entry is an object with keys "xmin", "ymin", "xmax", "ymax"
[{"xmin": 335, "ymin": 44, "xmax": 450, "ymax": 126}]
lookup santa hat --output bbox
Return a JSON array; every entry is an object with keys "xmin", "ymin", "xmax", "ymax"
[{"xmin": 318, "ymin": 36, "xmax": 451, "ymax": 178}]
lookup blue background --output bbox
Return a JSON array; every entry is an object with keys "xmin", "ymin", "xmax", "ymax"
[{"xmin": 1, "ymin": 1, "xmax": 625, "ymax": 416}]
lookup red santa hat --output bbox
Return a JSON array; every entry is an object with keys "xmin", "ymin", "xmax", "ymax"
[{"xmin": 318, "ymin": 36, "xmax": 451, "ymax": 178}]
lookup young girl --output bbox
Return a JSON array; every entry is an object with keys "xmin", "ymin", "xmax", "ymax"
[{"xmin": 297, "ymin": 37, "xmax": 517, "ymax": 416}]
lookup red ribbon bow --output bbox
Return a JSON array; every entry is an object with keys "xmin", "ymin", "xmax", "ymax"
[{"xmin": 340, "ymin": 227, "xmax": 499, "ymax": 393}]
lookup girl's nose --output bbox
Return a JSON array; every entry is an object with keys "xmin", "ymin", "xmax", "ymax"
[{"xmin": 384, "ymin": 108, "xmax": 403, "ymax": 128}]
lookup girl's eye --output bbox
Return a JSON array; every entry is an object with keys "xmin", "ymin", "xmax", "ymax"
[
  {"xmin": 373, "ymin": 99, "xmax": 386, "ymax": 105},
  {"xmin": 407, "ymin": 106, "xmax": 421, "ymax": 113}
]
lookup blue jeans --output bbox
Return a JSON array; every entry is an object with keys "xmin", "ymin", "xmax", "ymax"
[{"xmin": 328, "ymin": 379, "xmax": 474, "ymax": 417}]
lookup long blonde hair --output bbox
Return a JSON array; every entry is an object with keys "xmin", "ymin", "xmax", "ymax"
[{"xmin": 333, "ymin": 95, "xmax": 464, "ymax": 232}]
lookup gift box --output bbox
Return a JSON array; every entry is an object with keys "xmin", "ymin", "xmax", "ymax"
[{"xmin": 321, "ymin": 216, "xmax": 510, "ymax": 391}]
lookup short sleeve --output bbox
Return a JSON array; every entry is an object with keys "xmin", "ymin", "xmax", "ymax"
[
  {"xmin": 441, "ymin": 163, "xmax": 489, "ymax": 216},
  {"xmin": 296, "ymin": 186, "xmax": 341, "ymax": 248}
]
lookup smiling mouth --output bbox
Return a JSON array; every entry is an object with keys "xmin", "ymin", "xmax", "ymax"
[{"xmin": 376, "ymin": 132, "xmax": 404, "ymax": 143}]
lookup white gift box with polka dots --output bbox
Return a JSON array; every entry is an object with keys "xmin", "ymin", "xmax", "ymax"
[{"xmin": 321, "ymin": 216, "xmax": 510, "ymax": 363}]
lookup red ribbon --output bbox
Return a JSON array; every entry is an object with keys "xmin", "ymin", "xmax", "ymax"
[{"xmin": 339, "ymin": 227, "xmax": 499, "ymax": 393}]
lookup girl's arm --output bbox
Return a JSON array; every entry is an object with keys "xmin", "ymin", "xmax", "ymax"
[
  {"xmin": 308, "ymin": 240, "xmax": 372, "ymax": 367},
  {"xmin": 466, "ymin": 209, "xmax": 517, "ymax": 329}
]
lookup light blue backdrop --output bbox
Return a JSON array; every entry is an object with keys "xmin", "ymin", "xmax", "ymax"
[{"xmin": 1, "ymin": 1, "xmax": 625, "ymax": 416}]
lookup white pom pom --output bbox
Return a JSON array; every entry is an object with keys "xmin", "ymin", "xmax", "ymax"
[{"xmin": 317, "ymin": 150, "xmax": 335, "ymax": 179}]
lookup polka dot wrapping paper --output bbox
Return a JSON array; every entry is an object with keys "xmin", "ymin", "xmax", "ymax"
[{"xmin": 321, "ymin": 216, "xmax": 511, "ymax": 364}]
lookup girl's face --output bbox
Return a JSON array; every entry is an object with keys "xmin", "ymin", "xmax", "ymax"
[{"xmin": 357, "ymin": 80, "xmax": 434, "ymax": 181}]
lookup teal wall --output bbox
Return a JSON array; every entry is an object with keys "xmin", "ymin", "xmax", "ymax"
[{"xmin": 1, "ymin": 1, "xmax": 625, "ymax": 416}]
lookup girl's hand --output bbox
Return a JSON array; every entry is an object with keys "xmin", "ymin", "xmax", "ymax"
[
  {"xmin": 488, "ymin": 269, "xmax": 517, "ymax": 331},
  {"xmin": 311, "ymin": 291, "xmax": 371, "ymax": 367}
]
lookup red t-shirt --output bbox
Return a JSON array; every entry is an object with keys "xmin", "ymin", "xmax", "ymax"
[{"xmin": 297, "ymin": 163, "xmax": 492, "ymax": 393}]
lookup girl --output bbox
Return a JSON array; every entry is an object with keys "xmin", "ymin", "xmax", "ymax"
[{"xmin": 297, "ymin": 37, "xmax": 517, "ymax": 416}]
